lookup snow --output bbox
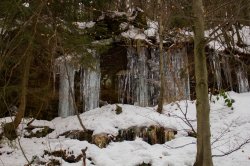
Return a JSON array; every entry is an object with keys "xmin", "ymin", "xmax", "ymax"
[
  {"xmin": 1, "ymin": 92, "xmax": 250, "ymax": 165},
  {"xmin": 144, "ymin": 21, "xmax": 158, "ymax": 37},
  {"xmin": 22, "ymin": 3, "xmax": 29, "ymax": 8},
  {"xmin": 121, "ymin": 20, "xmax": 158, "ymax": 41},
  {"xmin": 179, "ymin": 25, "xmax": 250, "ymax": 54},
  {"xmin": 74, "ymin": 21, "xmax": 95, "ymax": 29},
  {"xmin": 121, "ymin": 26, "xmax": 147, "ymax": 40},
  {"xmin": 206, "ymin": 25, "xmax": 250, "ymax": 53}
]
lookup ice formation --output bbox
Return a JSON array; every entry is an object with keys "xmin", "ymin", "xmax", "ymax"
[
  {"xmin": 118, "ymin": 46, "xmax": 190, "ymax": 106},
  {"xmin": 210, "ymin": 52, "xmax": 249, "ymax": 93},
  {"xmin": 209, "ymin": 52, "xmax": 222, "ymax": 90},
  {"xmin": 58, "ymin": 61, "xmax": 75, "ymax": 118},
  {"xmin": 164, "ymin": 47, "xmax": 190, "ymax": 102},
  {"xmin": 81, "ymin": 53, "xmax": 101, "ymax": 112},
  {"xmin": 221, "ymin": 55, "xmax": 233, "ymax": 90},
  {"xmin": 236, "ymin": 66, "xmax": 249, "ymax": 93},
  {"xmin": 56, "ymin": 52, "xmax": 101, "ymax": 117},
  {"xmin": 118, "ymin": 47, "xmax": 149, "ymax": 106}
]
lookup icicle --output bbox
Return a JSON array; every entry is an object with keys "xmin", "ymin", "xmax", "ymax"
[
  {"xmin": 81, "ymin": 52, "xmax": 100, "ymax": 112},
  {"xmin": 123, "ymin": 46, "xmax": 149, "ymax": 106},
  {"xmin": 182, "ymin": 48, "xmax": 191, "ymax": 100},
  {"xmin": 137, "ymin": 47, "xmax": 149, "ymax": 106},
  {"xmin": 221, "ymin": 55, "xmax": 233, "ymax": 90},
  {"xmin": 117, "ymin": 70, "xmax": 128, "ymax": 104},
  {"xmin": 236, "ymin": 66, "xmax": 249, "ymax": 93},
  {"xmin": 58, "ymin": 61, "xmax": 75, "ymax": 118},
  {"xmin": 126, "ymin": 46, "xmax": 136, "ymax": 104},
  {"xmin": 209, "ymin": 52, "xmax": 222, "ymax": 90},
  {"xmin": 119, "ymin": 46, "xmax": 190, "ymax": 106},
  {"xmin": 148, "ymin": 48, "xmax": 160, "ymax": 106},
  {"xmin": 164, "ymin": 47, "xmax": 190, "ymax": 102},
  {"xmin": 53, "ymin": 64, "xmax": 58, "ymax": 95},
  {"xmin": 128, "ymin": 47, "xmax": 136, "ymax": 104},
  {"xmin": 117, "ymin": 74, "xmax": 122, "ymax": 103}
]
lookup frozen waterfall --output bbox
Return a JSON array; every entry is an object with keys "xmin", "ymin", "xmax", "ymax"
[
  {"xmin": 236, "ymin": 66, "xmax": 249, "ymax": 93},
  {"xmin": 135, "ymin": 47, "xmax": 149, "ymax": 106},
  {"xmin": 210, "ymin": 52, "xmax": 249, "ymax": 93},
  {"xmin": 164, "ymin": 47, "xmax": 190, "ymax": 102},
  {"xmin": 56, "ymin": 53, "xmax": 101, "ymax": 117},
  {"xmin": 81, "ymin": 68, "xmax": 100, "ymax": 112},
  {"xmin": 118, "ymin": 46, "xmax": 190, "ymax": 106},
  {"xmin": 81, "ymin": 53, "xmax": 100, "ymax": 112},
  {"xmin": 118, "ymin": 47, "xmax": 149, "ymax": 106},
  {"xmin": 209, "ymin": 52, "xmax": 222, "ymax": 90},
  {"xmin": 221, "ymin": 55, "xmax": 233, "ymax": 90},
  {"xmin": 58, "ymin": 61, "xmax": 75, "ymax": 118}
]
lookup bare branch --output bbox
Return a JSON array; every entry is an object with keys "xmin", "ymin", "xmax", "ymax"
[{"xmin": 212, "ymin": 138, "xmax": 250, "ymax": 157}]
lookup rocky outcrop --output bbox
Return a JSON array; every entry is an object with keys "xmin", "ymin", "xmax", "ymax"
[{"xmin": 58, "ymin": 125, "xmax": 177, "ymax": 148}]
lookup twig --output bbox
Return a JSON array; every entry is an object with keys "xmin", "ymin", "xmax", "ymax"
[
  {"xmin": 17, "ymin": 137, "xmax": 31, "ymax": 165},
  {"xmin": 27, "ymin": 103, "xmax": 44, "ymax": 126},
  {"xmin": 81, "ymin": 147, "xmax": 88, "ymax": 166},
  {"xmin": 175, "ymin": 102, "xmax": 197, "ymax": 136},
  {"xmin": 211, "ymin": 122, "xmax": 233, "ymax": 146},
  {"xmin": 62, "ymin": 54, "xmax": 87, "ymax": 131},
  {"xmin": 0, "ymin": 157, "xmax": 5, "ymax": 166},
  {"xmin": 212, "ymin": 138, "xmax": 250, "ymax": 157},
  {"xmin": 164, "ymin": 142, "xmax": 196, "ymax": 149}
]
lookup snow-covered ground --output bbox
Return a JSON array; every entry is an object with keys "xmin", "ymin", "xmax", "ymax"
[{"xmin": 0, "ymin": 92, "xmax": 250, "ymax": 166}]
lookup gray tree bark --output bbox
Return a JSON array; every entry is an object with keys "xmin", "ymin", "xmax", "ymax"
[{"xmin": 192, "ymin": 0, "xmax": 213, "ymax": 165}]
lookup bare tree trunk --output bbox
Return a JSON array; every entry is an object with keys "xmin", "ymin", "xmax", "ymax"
[
  {"xmin": 157, "ymin": 0, "xmax": 164, "ymax": 114},
  {"xmin": 192, "ymin": 0, "xmax": 213, "ymax": 165},
  {"xmin": 14, "ymin": 54, "xmax": 32, "ymax": 128},
  {"xmin": 2, "ymin": 1, "xmax": 45, "ymax": 140},
  {"xmin": 4, "ymin": 52, "xmax": 32, "ymax": 140}
]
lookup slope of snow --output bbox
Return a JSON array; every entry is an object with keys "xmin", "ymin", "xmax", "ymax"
[{"xmin": 0, "ymin": 92, "xmax": 250, "ymax": 166}]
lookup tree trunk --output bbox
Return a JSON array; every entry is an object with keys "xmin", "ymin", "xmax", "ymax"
[
  {"xmin": 14, "ymin": 53, "xmax": 32, "ymax": 127},
  {"xmin": 4, "ymin": 52, "xmax": 32, "ymax": 140},
  {"xmin": 157, "ymin": 0, "xmax": 164, "ymax": 114},
  {"xmin": 192, "ymin": 0, "xmax": 213, "ymax": 166}
]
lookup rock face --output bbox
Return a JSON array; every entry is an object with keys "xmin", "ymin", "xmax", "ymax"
[
  {"xmin": 101, "ymin": 42, "xmax": 250, "ymax": 105},
  {"xmin": 116, "ymin": 125, "xmax": 177, "ymax": 145},
  {"xmin": 100, "ymin": 45, "xmax": 127, "ymax": 104},
  {"xmin": 59, "ymin": 125, "xmax": 177, "ymax": 148},
  {"xmin": 50, "ymin": 41, "xmax": 250, "ymax": 119},
  {"xmin": 58, "ymin": 129, "xmax": 93, "ymax": 142},
  {"xmin": 24, "ymin": 125, "xmax": 54, "ymax": 138},
  {"xmin": 104, "ymin": 42, "xmax": 190, "ymax": 106},
  {"xmin": 92, "ymin": 133, "xmax": 111, "ymax": 148},
  {"xmin": 44, "ymin": 149, "xmax": 84, "ymax": 163},
  {"xmin": 207, "ymin": 49, "xmax": 250, "ymax": 93},
  {"xmin": 2, "ymin": 8, "xmax": 250, "ymax": 121}
]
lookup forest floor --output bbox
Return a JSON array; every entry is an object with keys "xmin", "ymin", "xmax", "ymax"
[{"xmin": 0, "ymin": 91, "xmax": 250, "ymax": 166}]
